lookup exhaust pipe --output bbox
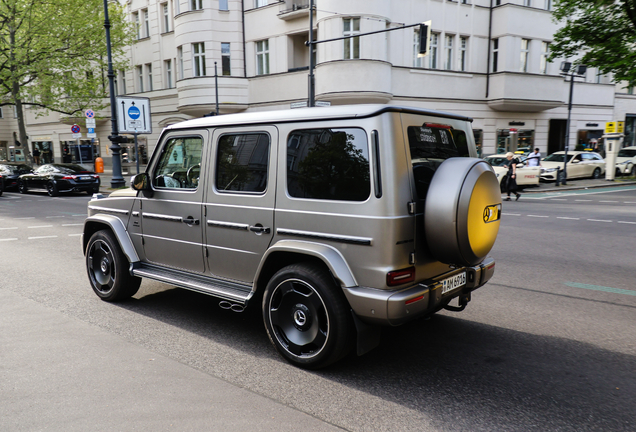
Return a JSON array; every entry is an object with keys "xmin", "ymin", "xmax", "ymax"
[{"xmin": 219, "ymin": 301, "xmax": 245, "ymax": 313}]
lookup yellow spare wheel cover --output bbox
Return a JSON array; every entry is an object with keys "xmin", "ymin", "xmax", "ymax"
[{"xmin": 424, "ymin": 158, "xmax": 501, "ymax": 267}]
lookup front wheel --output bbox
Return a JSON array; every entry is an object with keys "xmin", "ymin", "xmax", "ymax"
[
  {"xmin": 18, "ymin": 180, "xmax": 28, "ymax": 194},
  {"xmin": 592, "ymin": 168, "xmax": 601, "ymax": 179},
  {"xmin": 47, "ymin": 181, "xmax": 59, "ymax": 197},
  {"xmin": 263, "ymin": 263, "xmax": 353, "ymax": 369},
  {"xmin": 86, "ymin": 230, "xmax": 141, "ymax": 301}
]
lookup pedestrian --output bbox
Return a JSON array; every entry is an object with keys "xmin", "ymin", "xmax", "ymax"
[
  {"xmin": 32, "ymin": 147, "xmax": 40, "ymax": 165},
  {"xmin": 504, "ymin": 152, "xmax": 521, "ymax": 201},
  {"xmin": 526, "ymin": 147, "xmax": 541, "ymax": 167}
]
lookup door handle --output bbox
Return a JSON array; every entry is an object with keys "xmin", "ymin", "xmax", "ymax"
[
  {"xmin": 182, "ymin": 217, "xmax": 200, "ymax": 225},
  {"xmin": 249, "ymin": 225, "xmax": 270, "ymax": 234}
]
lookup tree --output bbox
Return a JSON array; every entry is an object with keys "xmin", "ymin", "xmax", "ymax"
[
  {"xmin": 0, "ymin": 0, "xmax": 134, "ymax": 160},
  {"xmin": 550, "ymin": 0, "xmax": 636, "ymax": 87}
]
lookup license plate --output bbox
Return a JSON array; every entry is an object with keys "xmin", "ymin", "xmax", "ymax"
[
  {"xmin": 441, "ymin": 272, "xmax": 466, "ymax": 295},
  {"xmin": 79, "ymin": 176, "xmax": 90, "ymax": 181}
]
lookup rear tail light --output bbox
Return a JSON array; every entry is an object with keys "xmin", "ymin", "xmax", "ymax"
[
  {"xmin": 61, "ymin": 175, "xmax": 77, "ymax": 180},
  {"xmin": 387, "ymin": 267, "xmax": 415, "ymax": 287},
  {"xmin": 93, "ymin": 175, "xmax": 99, "ymax": 179}
]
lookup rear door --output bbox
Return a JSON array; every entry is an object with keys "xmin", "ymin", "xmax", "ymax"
[
  {"xmin": 204, "ymin": 126, "xmax": 277, "ymax": 283},
  {"xmin": 140, "ymin": 131, "xmax": 208, "ymax": 273}
]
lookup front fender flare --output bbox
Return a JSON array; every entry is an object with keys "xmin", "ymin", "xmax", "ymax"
[
  {"xmin": 256, "ymin": 239, "xmax": 358, "ymax": 288},
  {"xmin": 82, "ymin": 214, "xmax": 140, "ymax": 264}
]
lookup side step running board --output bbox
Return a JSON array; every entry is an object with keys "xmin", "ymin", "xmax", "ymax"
[{"xmin": 132, "ymin": 263, "xmax": 253, "ymax": 305}]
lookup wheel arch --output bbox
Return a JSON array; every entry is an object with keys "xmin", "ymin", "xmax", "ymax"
[{"xmin": 83, "ymin": 215, "xmax": 140, "ymax": 264}]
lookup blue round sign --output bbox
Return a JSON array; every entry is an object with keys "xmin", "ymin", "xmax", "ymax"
[
  {"xmin": 71, "ymin": 124, "xmax": 81, "ymax": 133},
  {"xmin": 128, "ymin": 106, "xmax": 141, "ymax": 119}
]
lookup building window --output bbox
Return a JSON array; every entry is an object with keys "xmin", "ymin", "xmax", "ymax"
[
  {"xmin": 191, "ymin": 0, "xmax": 202, "ymax": 10},
  {"xmin": 520, "ymin": 38, "xmax": 529, "ymax": 72},
  {"xmin": 444, "ymin": 34, "xmax": 454, "ymax": 70},
  {"xmin": 524, "ymin": 0, "xmax": 531, "ymax": 6},
  {"xmin": 177, "ymin": 46, "xmax": 184, "ymax": 80},
  {"xmin": 221, "ymin": 42, "xmax": 231, "ymax": 75},
  {"xmin": 142, "ymin": 9, "xmax": 149, "ymax": 38},
  {"xmin": 429, "ymin": 33, "xmax": 439, "ymax": 69},
  {"xmin": 146, "ymin": 63, "xmax": 153, "ymax": 91},
  {"xmin": 162, "ymin": 3, "xmax": 170, "ymax": 32},
  {"xmin": 256, "ymin": 40, "xmax": 269, "ymax": 75},
  {"xmin": 628, "ymin": 86, "xmax": 634, "ymax": 95},
  {"xmin": 343, "ymin": 18, "xmax": 360, "ymax": 59},
  {"xmin": 544, "ymin": 0, "xmax": 551, "ymax": 10},
  {"xmin": 0, "ymin": 107, "xmax": 3, "ymax": 118},
  {"xmin": 175, "ymin": 0, "xmax": 180, "ymax": 15},
  {"xmin": 413, "ymin": 30, "xmax": 423, "ymax": 68},
  {"xmin": 459, "ymin": 36, "xmax": 467, "ymax": 72},
  {"xmin": 492, "ymin": 38, "xmax": 499, "ymax": 73},
  {"xmin": 137, "ymin": 66, "xmax": 144, "ymax": 92},
  {"xmin": 192, "ymin": 42, "xmax": 206, "ymax": 76},
  {"xmin": 14, "ymin": 105, "xmax": 18, "ymax": 118},
  {"xmin": 165, "ymin": 60, "xmax": 173, "ymax": 88},
  {"xmin": 540, "ymin": 41, "xmax": 549, "ymax": 74},
  {"xmin": 256, "ymin": 0, "xmax": 267, "ymax": 7},
  {"xmin": 220, "ymin": 0, "xmax": 229, "ymax": 10},
  {"xmin": 133, "ymin": 12, "xmax": 140, "ymax": 39},
  {"xmin": 120, "ymin": 70, "xmax": 127, "ymax": 94}
]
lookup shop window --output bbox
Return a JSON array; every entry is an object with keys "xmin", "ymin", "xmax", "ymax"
[{"xmin": 496, "ymin": 129, "xmax": 535, "ymax": 154}]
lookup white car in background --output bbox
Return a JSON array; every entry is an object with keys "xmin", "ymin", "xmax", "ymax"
[
  {"xmin": 616, "ymin": 146, "xmax": 636, "ymax": 176},
  {"xmin": 540, "ymin": 151, "xmax": 605, "ymax": 181},
  {"xmin": 483, "ymin": 154, "xmax": 541, "ymax": 190}
]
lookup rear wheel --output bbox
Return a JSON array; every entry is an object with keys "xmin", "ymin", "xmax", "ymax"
[
  {"xmin": 18, "ymin": 180, "xmax": 28, "ymax": 194},
  {"xmin": 592, "ymin": 168, "xmax": 601, "ymax": 179},
  {"xmin": 46, "ymin": 181, "xmax": 59, "ymax": 197},
  {"xmin": 263, "ymin": 263, "xmax": 353, "ymax": 369},
  {"xmin": 86, "ymin": 230, "xmax": 141, "ymax": 301}
]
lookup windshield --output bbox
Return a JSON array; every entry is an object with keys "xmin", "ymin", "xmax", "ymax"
[
  {"xmin": 543, "ymin": 153, "xmax": 573, "ymax": 163},
  {"xmin": 485, "ymin": 157, "xmax": 509, "ymax": 167},
  {"xmin": 618, "ymin": 149, "xmax": 636, "ymax": 157}
]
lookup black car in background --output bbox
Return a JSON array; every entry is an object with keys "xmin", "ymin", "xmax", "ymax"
[
  {"xmin": 18, "ymin": 163, "xmax": 100, "ymax": 197},
  {"xmin": 0, "ymin": 162, "xmax": 34, "ymax": 191}
]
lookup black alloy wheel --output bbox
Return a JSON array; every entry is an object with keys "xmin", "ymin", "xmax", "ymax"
[
  {"xmin": 86, "ymin": 230, "xmax": 141, "ymax": 302},
  {"xmin": 47, "ymin": 181, "xmax": 59, "ymax": 197},
  {"xmin": 263, "ymin": 263, "xmax": 353, "ymax": 369},
  {"xmin": 18, "ymin": 180, "xmax": 28, "ymax": 194},
  {"xmin": 592, "ymin": 168, "xmax": 601, "ymax": 179}
]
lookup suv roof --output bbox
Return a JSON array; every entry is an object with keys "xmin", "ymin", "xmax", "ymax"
[{"xmin": 167, "ymin": 104, "xmax": 474, "ymax": 131}]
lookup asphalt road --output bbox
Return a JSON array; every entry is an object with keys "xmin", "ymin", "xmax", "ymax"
[{"xmin": 1, "ymin": 186, "xmax": 635, "ymax": 431}]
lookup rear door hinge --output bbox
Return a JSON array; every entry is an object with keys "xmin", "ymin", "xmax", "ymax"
[
  {"xmin": 409, "ymin": 252, "xmax": 416, "ymax": 265},
  {"xmin": 408, "ymin": 202, "xmax": 416, "ymax": 215}
]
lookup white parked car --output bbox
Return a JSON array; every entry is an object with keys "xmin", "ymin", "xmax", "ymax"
[
  {"xmin": 616, "ymin": 146, "xmax": 636, "ymax": 176},
  {"xmin": 483, "ymin": 155, "xmax": 541, "ymax": 190},
  {"xmin": 540, "ymin": 151, "xmax": 605, "ymax": 181}
]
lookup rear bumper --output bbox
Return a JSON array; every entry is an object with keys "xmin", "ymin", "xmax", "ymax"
[{"xmin": 343, "ymin": 257, "xmax": 495, "ymax": 326}]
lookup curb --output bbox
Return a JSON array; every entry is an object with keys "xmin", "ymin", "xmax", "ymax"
[{"xmin": 524, "ymin": 180, "xmax": 636, "ymax": 194}]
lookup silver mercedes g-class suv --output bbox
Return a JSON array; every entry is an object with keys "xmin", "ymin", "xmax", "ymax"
[{"xmin": 82, "ymin": 105, "xmax": 501, "ymax": 369}]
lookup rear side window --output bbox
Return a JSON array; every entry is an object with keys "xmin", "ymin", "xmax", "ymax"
[
  {"xmin": 287, "ymin": 128, "xmax": 370, "ymax": 201},
  {"xmin": 216, "ymin": 133, "xmax": 270, "ymax": 193},
  {"xmin": 407, "ymin": 123, "xmax": 469, "ymax": 199}
]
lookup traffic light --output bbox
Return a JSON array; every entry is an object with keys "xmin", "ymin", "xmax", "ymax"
[{"xmin": 418, "ymin": 21, "xmax": 432, "ymax": 57}]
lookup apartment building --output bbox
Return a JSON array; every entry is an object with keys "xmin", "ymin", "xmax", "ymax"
[{"xmin": 6, "ymin": 0, "xmax": 636, "ymax": 168}]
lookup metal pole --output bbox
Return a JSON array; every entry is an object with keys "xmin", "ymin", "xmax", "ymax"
[
  {"xmin": 563, "ymin": 73, "xmax": 574, "ymax": 185},
  {"xmin": 103, "ymin": 0, "xmax": 125, "ymax": 188},
  {"xmin": 134, "ymin": 132, "xmax": 140, "ymax": 174},
  {"xmin": 215, "ymin": 61, "xmax": 219, "ymax": 115},
  {"xmin": 308, "ymin": 0, "xmax": 315, "ymax": 107}
]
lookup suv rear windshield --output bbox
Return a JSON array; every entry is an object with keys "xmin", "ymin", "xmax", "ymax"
[{"xmin": 407, "ymin": 123, "xmax": 469, "ymax": 199}]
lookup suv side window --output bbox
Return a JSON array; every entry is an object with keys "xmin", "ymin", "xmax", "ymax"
[
  {"xmin": 216, "ymin": 133, "xmax": 270, "ymax": 193},
  {"xmin": 153, "ymin": 136, "xmax": 203, "ymax": 189},
  {"xmin": 287, "ymin": 128, "xmax": 370, "ymax": 201}
]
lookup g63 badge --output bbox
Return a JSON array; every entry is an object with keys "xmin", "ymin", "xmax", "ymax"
[{"xmin": 483, "ymin": 204, "xmax": 501, "ymax": 224}]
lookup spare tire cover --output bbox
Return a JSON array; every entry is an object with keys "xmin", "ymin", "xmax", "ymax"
[{"xmin": 424, "ymin": 158, "xmax": 501, "ymax": 267}]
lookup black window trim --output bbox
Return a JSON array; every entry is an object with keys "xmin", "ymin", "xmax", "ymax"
[{"xmin": 151, "ymin": 133, "xmax": 205, "ymax": 192}]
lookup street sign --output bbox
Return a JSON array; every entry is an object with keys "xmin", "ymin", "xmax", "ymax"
[
  {"xmin": 606, "ymin": 121, "xmax": 624, "ymax": 133},
  {"xmin": 85, "ymin": 109, "xmax": 95, "ymax": 119},
  {"xmin": 115, "ymin": 96, "xmax": 152, "ymax": 134},
  {"xmin": 87, "ymin": 127, "xmax": 97, "ymax": 138},
  {"xmin": 72, "ymin": 133, "xmax": 82, "ymax": 139},
  {"xmin": 86, "ymin": 118, "xmax": 96, "ymax": 128},
  {"xmin": 71, "ymin": 124, "xmax": 81, "ymax": 134}
]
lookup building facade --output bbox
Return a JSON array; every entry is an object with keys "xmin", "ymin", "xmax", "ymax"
[{"xmin": 4, "ymin": 0, "xmax": 636, "ymax": 168}]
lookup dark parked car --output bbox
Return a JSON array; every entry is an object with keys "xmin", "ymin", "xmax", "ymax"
[
  {"xmin": 18, "ymin": 163, "xmax": 100, "ymax": 197},
  {"xmin": 0, "ymin": 173, "xmax": 4, "ymax": 196},
  {"xmin": 0, "ymin": 162, "xmax": 34, "ymax": 191}
]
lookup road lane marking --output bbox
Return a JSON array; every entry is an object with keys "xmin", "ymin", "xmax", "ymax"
[
  {"xmin": 0, "ymin": 227, "xmax": 18, "ymax": 230},
  {"xmin": 618, "ymin": 221, "xmax": 636, "ymax": 225},
  {"xmin": 0, "ymin": 238, "xmax": 18, "ymax": 242},
  {"xmin": 587, "ymin": 219, "xmax": 612, "ymax": 223},
  {"xmin": 502, "ymin": 213, "xmax": 521, "ymax": 216},
  {"xmin": 565, "ymin": 282, "xmax": 636, "ymax": 297},
  {"xmin": 46, "ymin": 215, "xmax": 66, "ymax": 219},
  {"xmin": 550, "ymin": 199, "xmax": 567, "ymax": 201},
  {"xmin": 625, "ymin": 202, "xmax": 636, "ymax": 204},
  {"xmin": 68, "ymin": 233, "xmax": 82, "ymax": 237},
  {"xmin": 15, "ymin": 217, "xmax": 35, "ymax": 220},
  {"xmin": 28, "ymin": 225, "xmax": 53, "ymax": 229},
  {"xmin": 599, "ymin": 200, "xmax": 618, "ymax": 203},
  {"xmin": 527, "ymin": 215, "xmax": 549, "ymax": 218},
  {"xmin": 62, "ymin": 223, "xmax": 84, "ymax": 226},
  {"xmin": 575, "ymin": 199, "xmax": 592, "ymax": 202},
  {"xmin": 72, "ymin": 214, "xmax": 86, "ymax": 217},
  {"xmin": 27, "ymin": 235, "xmax": 58, "ymax": 240},
  {"xmin": 557, "ymin": 217, "xmax": 580, "ymax": 220}
]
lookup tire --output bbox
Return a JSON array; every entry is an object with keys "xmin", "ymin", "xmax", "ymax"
[
  {"xmin": 592, "ymin": 168, "xmax": 601, "ymax": 179},
  {"xmin": 630, "ymin": 166, "xmax": 636, "ymax": 177},
  {"xmin": 47, "ymin": 181, "xmax": 59, "ymax": 197},
  {"xmin": 86, "ymin": 230, "xmax": 141, "ymax": 302},
  {"xmin": 87, "ymin": 187, "xmax": 99, "ymax": 195},
  {"xmin": 18, "ymin": 180, "xmax": 28, "ymax": 194},
  {"xmin": 262, "ymin": 263, "xmax": 353, "ymax": 369},
  {"xmin": 616, "ymin": 168, "xmax": 622, "ymax": 177}
]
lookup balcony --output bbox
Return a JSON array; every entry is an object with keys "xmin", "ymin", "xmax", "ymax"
[
  {"xmin": 278, "ymin": 0, "xmax": 310, "ymax": 20},
  {"xmin": 176, "ymin": 76, "xmax": 248, "ymax": 117}
]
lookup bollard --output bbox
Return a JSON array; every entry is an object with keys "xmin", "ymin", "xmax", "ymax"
[
  {"xmin": 94, "ymin": 157, "xmax": 104, "ymax": 173},
  {"xmin": 555, "ymin": 168, "xmax": 561, "ymax": 186}
]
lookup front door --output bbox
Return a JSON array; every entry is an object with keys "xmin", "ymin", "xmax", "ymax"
[
  {"xmin": 204, "ymin": 126, "xmax": 277, "ymax": 283},
  {"xmin": 141, "ymin": 131, "xmax": 208, "ymax": 273}
]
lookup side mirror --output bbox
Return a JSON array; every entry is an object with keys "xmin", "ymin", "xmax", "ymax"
[
  {"xmin": 572, "ymin": 159, "xmax": 580, "ymax": 164},
  {"xmin": 131, "ymin": 173, "xmax": 153, "ymax": 197}
]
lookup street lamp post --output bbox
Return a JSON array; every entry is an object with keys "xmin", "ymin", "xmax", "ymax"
[
  {"xmin": 559, "ymin": 61, "xmax": 587, "ymax": 186},
  {"xmin": 103, "ymin": 0, "xmax": 126, "ymax": 188}
]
